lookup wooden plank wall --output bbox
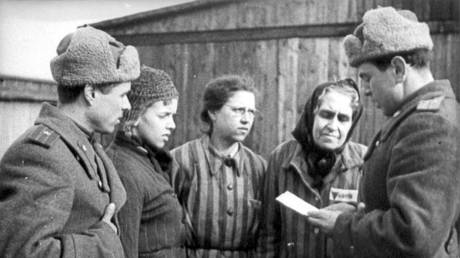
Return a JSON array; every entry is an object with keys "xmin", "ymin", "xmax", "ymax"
[
  {"xmin": 137, "ymin": 36, "xmax": 458, "ymax": 158},
  {"xmin": 0, "ymin": 102, "xmax": 44, "ymax": 158},
  {"xmin": 97, "ymin": 0, "xmax": 459, "ymax": 157},
  {"xmin": 0, "ymin": 76, "xmax": 57, "ymax": 158},
  {"xmin": 101, "ymin": 0, "xmax": 458, "ymax": 33}
]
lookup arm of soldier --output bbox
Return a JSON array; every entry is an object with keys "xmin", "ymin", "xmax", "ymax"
[
  {"xmin": 332, "ymin": 113, "xmax": 459, "ymax": 257},
  {"xmin": 0, "ymin": 141, "xmax": 122, "ymax": 258},
  {"xmin": 256, "ymin": 151, "xmax": 282, "ymax": 258}
]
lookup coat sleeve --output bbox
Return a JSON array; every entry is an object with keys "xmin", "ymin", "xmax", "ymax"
[
  {"xmin": 332, "ymin": 112, "xmax": 460, "ymax": 258},
  {"xmin": 0, "ymin": 141, "xmax": 124, "ymax": 258},
  {"xmin": 256, "ymin": 149, "xmax": 282, "ymax": 258}
]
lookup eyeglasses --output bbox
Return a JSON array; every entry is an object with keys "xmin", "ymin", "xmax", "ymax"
[{"xmin": 225, "ymin": 105, "xmax": 258, "ymax": 117}]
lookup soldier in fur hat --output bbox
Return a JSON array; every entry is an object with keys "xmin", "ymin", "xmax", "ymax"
[
  {"xmin": 307, "ymin": 6, "xmax": 460, "ymax": 258},
  {"xmin": 0, "ymin": 25, "xmax": 140, "ymax": 257}
]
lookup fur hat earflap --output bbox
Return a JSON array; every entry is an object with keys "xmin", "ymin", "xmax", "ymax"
[
  {"xmin": 50, "ymin": 25, "xmax": 140, "ymax": 87},
  {"xmin": 344, "ymin": 6, "xmax": 433, "ymax": 67}
]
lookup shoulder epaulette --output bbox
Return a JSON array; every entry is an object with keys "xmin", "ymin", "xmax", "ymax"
[
  {"xmin": 416, "ymin": 95, "xmax": 445, "ymax": 111},
  {"xmin": 27, "ymin": 125, "xmax": 59, "ymax": 148}
]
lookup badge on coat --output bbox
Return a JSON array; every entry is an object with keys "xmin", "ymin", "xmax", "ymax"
[{"xmin": 329, "ymin": 187, "xmax": 358, "ymax": 203}]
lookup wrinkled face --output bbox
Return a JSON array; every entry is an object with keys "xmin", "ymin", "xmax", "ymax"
[
  {"xmin": 358, "ymin": 62, "xmax": 399, "ymax": 116},
  {"xmin": 87, "ymin": 82, "xmax": 131, "ymax": 134},
  {"xmin": 210, "ymin": 90, "xmax": 256, "ymax": 144},
  {"xmin": 136, "ymin": 98, "xmax": 178, "ymax": 149},
  {"xmin": 312, "ymin": 91, "xmax": 353, "ymax": 151}
]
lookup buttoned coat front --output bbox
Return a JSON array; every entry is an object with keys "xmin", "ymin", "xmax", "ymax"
[
  {"xmin": 0, "ymin": 103, "xmax": 126, "ymax": 258},
  {"xmin": 333, "ymin": 81, "xmax": 460, "ymax": 258}
]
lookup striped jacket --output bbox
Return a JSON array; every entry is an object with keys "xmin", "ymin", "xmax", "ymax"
[
  {"xmin": 171, "ymin": 136, "xmax": 266, "ymax": 258},
  {"xmin": 257, "ymin": 139, "xmax": 366, "ymax": 258}
]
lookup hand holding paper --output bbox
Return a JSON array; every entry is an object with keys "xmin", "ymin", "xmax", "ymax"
[{"xmin": 276, "ymin": 191, "xmax": 318, "ymax": 216}]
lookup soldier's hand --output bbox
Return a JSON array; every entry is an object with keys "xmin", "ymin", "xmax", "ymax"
[{"xmin": 102, "ymin": 203, "xmax": 117, "ymax": 233}]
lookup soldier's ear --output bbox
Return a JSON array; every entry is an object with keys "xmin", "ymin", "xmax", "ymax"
[
  {"xmin": 208, "ymin": 110, "xmax": 217, "ymax": 121},
  {"xmin": 83, "ymin": 84, "xmax": 96, "ymax": 105},
  {"xmin": 391, "ymin": 56, "xmax": 407, "ymax": 84}
]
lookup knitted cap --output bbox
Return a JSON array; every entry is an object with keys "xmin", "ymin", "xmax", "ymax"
[
  {"xmin": 122, "ymin": 65, "xmax": 178, "ymax": 125},
  {"xmin": 50, "ymin": 25, "xmax": 140, "ymax": 86},
  {"xmin": 344, "ymin": 6, "xmax": 433, "ymax": 67}
]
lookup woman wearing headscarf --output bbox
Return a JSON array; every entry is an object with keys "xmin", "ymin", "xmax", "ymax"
[
  {"xmin": 107, "ymin": 65, "xmax": 186, "ymax": 258},
  {"xmin": 257, "ymin": 79, "xmax": 367, "ymax": 258}
]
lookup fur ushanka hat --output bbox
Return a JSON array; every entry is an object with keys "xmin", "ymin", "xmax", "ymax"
[
  {"xmin": 50, "ymin": 25, "xmax": 140, "ymax": 86},
  {"xmin": 344, "ymin": 6, "xmax": 433, "ymax": 67}
]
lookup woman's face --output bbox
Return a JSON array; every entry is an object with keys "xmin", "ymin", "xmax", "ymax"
[
  {"xmin": 135, "ymin": 98, "xmax": 178, "ymax": 149},
  {"xmin": 312, "ymin": 91, "xmax": 353, "ymax": 151},
  {"xmin": 209, "ymin": 90, "xmax": 256, "ymax": 145}
]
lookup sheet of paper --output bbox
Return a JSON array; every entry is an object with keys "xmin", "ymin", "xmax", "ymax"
[{"xmin": 276, "ymin": 191, "xmax": 319, "ymax": 216}]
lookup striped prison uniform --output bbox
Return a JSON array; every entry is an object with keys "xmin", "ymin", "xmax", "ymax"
[
  {"xmin": 171, "ymin": 135, "xmax": 266, "ymax": 258},
  {"xmin": 256, "ymin": 139, "xmax": 366, "ymax": 258}
]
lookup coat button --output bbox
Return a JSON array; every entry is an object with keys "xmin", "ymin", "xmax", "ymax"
[{"xmin": 227, "ymin": 184, "xmax": 233, "ymax": 190}]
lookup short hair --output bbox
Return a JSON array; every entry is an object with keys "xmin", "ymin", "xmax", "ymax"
[
  {"xmin": 200, "ymin": 75, "xmax": 256, "ymax": 134},
  {"xmin": 369, "ymin": 49, "xmax": 433, "ymax": 71},
  {"xmin": 57, "ymin": 82, "xmax": 119, "ymax": 104},
  {"xmin": 314, "ymin": 81, "xmax": 361, "ymax": 116}
]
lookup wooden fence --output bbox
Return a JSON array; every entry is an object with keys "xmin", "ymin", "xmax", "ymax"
[
  {"xmin": 0, "ymin": 75, "xmax": 57, "ymax": 158},
  {"xmin": 94, "ymin": 0, "xmax": 459, "ymax": 157}
]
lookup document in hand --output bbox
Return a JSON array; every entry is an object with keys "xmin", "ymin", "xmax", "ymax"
[{"xmin": 276, "ymin": 191, "xmax": 319, "ymax": 216}]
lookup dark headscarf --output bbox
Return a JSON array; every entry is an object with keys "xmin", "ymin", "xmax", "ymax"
[{"xmin": 291, "ymin": 79, "xmax": 363, "ymax": 189}]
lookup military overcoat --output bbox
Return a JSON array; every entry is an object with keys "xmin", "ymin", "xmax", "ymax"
[
  {"xmin": 333, "ymin": 80, "xmax": 460, "ymax": 258},
  {"xmin": 0, "ymin": 103, "xmax": 126, "ymax": 258}
]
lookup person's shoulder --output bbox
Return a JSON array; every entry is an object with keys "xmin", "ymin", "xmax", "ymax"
[
  {"xmin": 240, "ymin": 144, "xmax": 266, "ymax": 165},
  {"xmin": 415, "ymin": 93, "xmax": 458, "ymax": 125},
  {"xmin": 406, "ymin": 94, "xmax": 457, "ymax": 128},
  {"xmin": 3, "ymin": 125, "xmax": 60, "ymax": 157},
  {"xmin": 171, "ymin": 138, "xmax": 201, "ymax": 155},
  {"xmin": 0, "ymin": 125, "xmax": 71, "ymax": 175},
  {"xmin": 270, "ymin": 139, "xmax": 299, "ymax": 157},
  {"xmin": 25, "ymin": 124, "xmax": 60, "ymax": 149},
  {"xmin": 415, "ymin": 95, "xmax": 445, "ymax": 112},
  {"xmin": 345, "ymin": 141, "xmax": 368, "ymax": 158}
]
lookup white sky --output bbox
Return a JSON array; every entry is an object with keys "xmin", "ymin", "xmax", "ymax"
[{"xmin": 0, "ymin": 0, "xmax": 193, "ymax": 81}]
